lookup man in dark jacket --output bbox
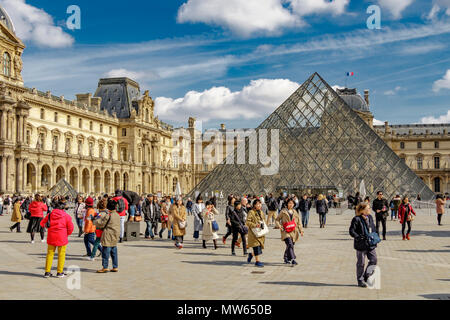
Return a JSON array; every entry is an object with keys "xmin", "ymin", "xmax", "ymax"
[
  {"xmin": 349, "ymin": 205, "xmax": 378, "ymax": 288},
  {"xmin": 267, "ymin": 194, "xmax": 278, "ymax": 226},
  {"xmin": 142, "ymin": 194, "xmax": 160, "ymax": 240},
  {"xmin": 298, "ymin": 194, "xmax": 312, "ymax": 228},
  {"xmin": 372, "ymin": 191, "xmax": 389, "ymax": 240}
]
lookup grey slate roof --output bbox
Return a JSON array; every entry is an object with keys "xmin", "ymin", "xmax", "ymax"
[
  {"xmin": 373, "ymin": 124, "xmax": 450, "ymax": 136},
  {"xmin": 94, "ymin": 78, "xmax": 140, "ymax": 119},
  {"xmin": 336, "ymin": 88, "xmax": 370, "ymax": 112},
  {"xmin": 0, "ymin": 6, "xmax": 15, "ymax": 33}
]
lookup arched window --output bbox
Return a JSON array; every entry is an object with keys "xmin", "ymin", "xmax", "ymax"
[
  {"xmin": 145, "ymin": 109, "xmax": 149, "ymax": 122},
  {"xmin": 3, "ymin": 52, "xmax": 11, "ymax": 77}
]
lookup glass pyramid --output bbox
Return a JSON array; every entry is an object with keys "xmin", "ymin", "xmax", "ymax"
[
  {"xmin": 48, "ymin": 179, "xmax": 79, "ymax": 199},
  {"xmin": 188, "ymin": 73, "xmax": 435, "ymax": 201}
]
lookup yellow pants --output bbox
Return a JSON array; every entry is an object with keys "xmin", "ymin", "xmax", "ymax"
[
  {"xmin": 267, "ymin": 210, "xmax": 277, "ymax": 225},
  {"xmin": 45, "ymin": 245, "xmax": 67, "ymax": 274}
]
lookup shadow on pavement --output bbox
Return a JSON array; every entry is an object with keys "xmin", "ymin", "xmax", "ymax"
[
  {"xmin": 0, "ymin": 270, "xmax": 44, "ymax": 278},
  {"xmin": 181, "ymin": 260, "xmax": 287, "ymax": 267},
  {"xmin": 386, "ymin": 230, "xmax": 450, "ymax": 238},
  {"xmin": 420, "ymin": 293, "xmax": 450, "ymax": 300},
  {"xmin": 397, "ymin": 249, "xmax": 450, "ymax": 253},
  {"xmin": 260, "ymin": 281, "xmax": 355, "ymax": 288},
  {"xmin": 438, "ymin": 279, "xmax": 450, "ymax": 281},
  {"xmin": 0, "ymin": 240, "xmax": 33, "ymax": 244}
]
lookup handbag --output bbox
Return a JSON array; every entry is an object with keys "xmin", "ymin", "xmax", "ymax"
[
  {"xmin": 233, "ymin": 211, "xmax": 248, "ymax": 235},
  {"xmin": 362, "ymin": 217, "xmax": 381, "ymax": 247},
  {"xmin": 407, "ymin": 214, "xmax": 415, "ymax": 222},
  {"xmin": 178, "ymin": 220, "xmax": 187, "ymax": 229},
  {"xmin": 251, "ymin": 211, "xmax": 269, "ymax": 238},
  {"xmin": 134, "ymin": 215, "xmax": 142, "ymax": 222},
  {"xmin": 283, "ymin": 220, "xmax": 297, "ymax": 233},
  {"xmin": 212, "ymin": 220, "xmax": 219, "ymax": 232}
]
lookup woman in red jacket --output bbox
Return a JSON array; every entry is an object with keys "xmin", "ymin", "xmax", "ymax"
[
  {"xmin": 26, "ymin": 194, "xmax": 48, "ymax": 243},
  {"xmin": 40, "ymin": 199, "xmax": 74, "ymax": 278},
  {"xmin": 398, "ymin": 196, "xmax": 416, "ymax": 241}
]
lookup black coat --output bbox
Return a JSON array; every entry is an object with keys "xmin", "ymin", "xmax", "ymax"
[
  {"xmin": 298, "ymin": 199, "xmax": 312, "ymax": 212},
  {"xmin": 123, "ymin": 191, "xmax": 140, "ymax": 206},
  {"xmin": 142, "ymin": 199, "xmax": 160, "ymax": 222},
  {"xmin": 230, "ymin": 208, "xmax": 245, "ymax": 231},
  {"xmin": 372, "ymin": 198, "xmax": 389, "ymax": 219},
  {"xmin": 315, "ymin": 199, "xmax": 328, "ymax": 214},
  {"xmin": 349, "ymin": 215, "xmax": 377, "ymax": 251}
]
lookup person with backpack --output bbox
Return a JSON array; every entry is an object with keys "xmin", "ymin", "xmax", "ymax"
[
  {"xmin": 392, "ymin": 195, "xmax": 401, "ymax": 221},
  {"xmin": 40, "ymin": 199, "xmax": 74, "ymax": 278},
  {"xmin": 202, "ymin": 200, "xmax": 219, "ymax": 250},
  {"xmin": 27, "ymin": 194, "xmax": 48, "ymax": 243},
  {"xmin": 230, "ymin": 200, "xmax": 248, "ymax": 256},
  {"xmin": 316, "ymin": 194, "xmax": 328, "ymax": 228},
  {"xmin": 94, "ymin": 199, "xmax": 121, "ymax": 273},
  {"xmin": 399, "ymin": 196, "xmax": 416, "ymax": 240},
  {"xmin": 10, "ymin": 197, "xmax": 23, "ymax": 233},
  {"xmin": 88, "ymin": 199, "xmax": 107, "ymax": 261},
  {"xmin": 83, "ymin": 197, "xmax": 103, "ymax": 258},
  {"xmin": 275, "ymin": 198, "xmax": 304, "ymax": 266},
  {"xmin": 266, "ymin": 194, "xmax": 278, "ymax": 227},
  {"xmin": 112, "ymin": 190, "xmax": 128, "ymax": 243},
  {"xmin": 298, "ymin": 194, "xmax": 312, "ymax": 228},
  {"xmin": 349, "ymin": 202, "xmax": 378, "ymax": 288},
  {"xmin": 171, "ymin": 197, "xmax": 187, "ymax": 249}
]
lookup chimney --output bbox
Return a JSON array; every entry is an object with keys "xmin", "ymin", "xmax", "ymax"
[
  {"xmin": 220, "ymin": 124, "xmax": 226, "ymax": 130},
  {"xmin": 76, "ymin": 93, "xmax": 92, "ymax": 107},
  {"xmin": 364, "ymin": 90, "xmax": 370, "ymax": 107}
]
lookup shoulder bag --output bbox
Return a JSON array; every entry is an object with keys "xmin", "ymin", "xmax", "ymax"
[
  {"xmin": 233, "ymin": 211, "xmax": 248, "ymax": 235},
  {"xmin": 362, "ymin": 216, "xmax": 381, "ymax": 247},
  {"xmin": 282, "ymin": 211, "xmax": 297, "ymax": 233},
  {"xmin": 251, "ymin": 211, "xmax": 269, "ymax": 238}
]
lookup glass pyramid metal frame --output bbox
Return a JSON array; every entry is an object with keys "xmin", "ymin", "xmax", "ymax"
[{"xmin": 188, "ymin": 73, "xmax": 435, "ymax": 201}]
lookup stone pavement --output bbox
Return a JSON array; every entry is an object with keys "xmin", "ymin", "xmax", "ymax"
[{"xmin": 0, "ymin": 208, "xmax": 449, "ymax": 300}]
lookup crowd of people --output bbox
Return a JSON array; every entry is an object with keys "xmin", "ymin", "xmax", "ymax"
[{"xmin": 0, "ymin": 189, "xmax": 446, "ymax": 288}]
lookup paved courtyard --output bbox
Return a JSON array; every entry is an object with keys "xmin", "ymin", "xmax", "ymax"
[{"xmin": 0, "ymin": 208, "xmax": 449, "ymax": 300}]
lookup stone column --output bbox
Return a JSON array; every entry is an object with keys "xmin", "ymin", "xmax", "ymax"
[
  {"xmin": 17, "ymin": 115, "xmax": 24, "ymax": 143},
  {"xmin": 16, "ymin": 158, "xmax": 23, "ymax": 194},
  {"xmin": 0, "ymin": 111, "xmax": 6, "ymax": 140},
  {"xmin": 22, "ymin": 159, "xmax": 26, "ymax": 193},
  {"xmin": 0, "ymin": 156, "xmax": 4, "ymax": 192},
  {"xmin": 5, "ymin": 156, "xmax": 11, "ymax": 192}
]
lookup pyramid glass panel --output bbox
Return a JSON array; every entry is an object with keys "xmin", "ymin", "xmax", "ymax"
[{"xmin": 188, "ymin": 73, "xmax": 435, "ymax": 201}]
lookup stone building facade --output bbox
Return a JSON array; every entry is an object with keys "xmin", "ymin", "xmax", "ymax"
[{"xmin": 0, "ymin": 11, "xmax": 193, "ymax": 196}]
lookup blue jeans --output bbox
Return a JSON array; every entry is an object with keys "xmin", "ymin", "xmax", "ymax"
[
  {"xmin": 91, "ymin": 237, "xmax": 103, "ymax": 258},
  {"xmin": 76, "ymin": 217, "xmax": 83, "ymax": 234},
  {"xmin": 129, "ymin": 205, "xmax": 136, "ymax": 217},
  {"xmin": 145, "ymin": 221, "xmax": 156, "ymax": 238},
  {"xmin": 84, "ymin": 232, "xmax": 102, "ymax": 256},
  {"xmin": 102, "ymin": 246, "xmax": 118, "ymax": 269},
  {"xmin": 391, "ymin": 209, "xmax": 397, "ymax": 219},
  {"xmin": 300, "ymin": 211, "xmax": 309, "ymax": 227},
  {"xmin": 0, "ymin": 204, "xmax": 3, "ymax": 215}
]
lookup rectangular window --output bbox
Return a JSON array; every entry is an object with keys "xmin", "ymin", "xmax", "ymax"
[
  {"xmin": 400, "ymin": 142, "xmax": 405, "ymax": 149},
  {"xmin": 417, "ymin": 158, "xmax": 423, "ymax": 170},
  {"xmin": 122, "ymin": 128, "xmax": 127, "ymax": 137},
  {"xmin": 109, "ymin": 127, "xmax": 112, "ymax": 135},
  {"xmin": 90, "ymin": 121, "xmax": 93, "ymax": 131},
  {"xmin": 417, "ymin": 142, "xmax": 422, "ymax": 149},
  {"xmin": 40, "ymin": 109, "xmax": 45, "ymax": 120},
  {"xmin": 434, "ymin": 157, "xmax": 440, "ymax": 169},
  {"xmin": 67, "ymin": 115, "xmax": 71, "ymax": 126},
  {"xmin": 435, "ymin": 141, "xmax": 439, "ymax": 149},
  {"xmin": 54, "ymin": 112, "xmax": 58, "ymax": 123},
  {"xmin": 79, "ymin": 119, "xmax": 82, "ymax": 129},
  {"xmin": 100, "ymin": 124, "xmax": 103, "ymax": 133}
]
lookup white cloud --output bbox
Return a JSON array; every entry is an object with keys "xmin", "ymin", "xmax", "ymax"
[
  {"xmin": 373, "ymin": 119, "xmax": 385, "ymax": 125},
  {"xmin": 384, "ymin": 86, "xmax": 403, "ymax": 95},
  {"xmin": 0, "ymin": 0, "xmax": 73, "ymax": 48},
  {"xmin": 421, "ymin": 110, "xmax": 450, "ymax": 124},
  {"xmin": 155, "ymin": 79, "xmax": 300, "ymax": 122},
  {"xmin": 105, "ymin": 69, "xmax": 147, "ymax": 80},
  {"xmin": 427, "ymin": 0, "xmax": 450, "ymax": 20},
  {"xmin": 378, "ymin": 0, "xmax": 414, "ymax": 19},
  {"xmin": 290, "ymin": 0, "xmax": 349, "ymax": 16},
  {"xmin": 433, "ymin": 70, "xmax": 450, "ymax": 92},
  {"xmin": 177, "ymin": 0, "xmax": 350, "ymax": 37}
]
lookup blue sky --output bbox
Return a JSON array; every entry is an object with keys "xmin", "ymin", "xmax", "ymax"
[{"xmin": 2, "ymin": 0, "xmax": 450, "ymax": 129}]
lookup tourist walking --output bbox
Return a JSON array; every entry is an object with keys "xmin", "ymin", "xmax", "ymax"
[
  {"xmin": 349, "ymin": 202, "xmax": 378, "ymax": 288},
  {"xmin": 74, "ymin": 195, "xmax": 86, "ymax": 237},
  {"xmin": 246, "ymin": 199, "xmax": 268, "ymax": 268},
  {"xmin": 171, "ymin": 197, "xmax": 187, "ymax": 249},
  {"xmin": 436, "ymin": 194, "xmax": 446, "ymax": 226},
  {"xmin": 40, "ymin": 199, "xmax": 74, "ymax": 278},
  {"xmin": 10, "ymin": 198, "xmax": 22, "ymax": 233},
  {"xmin": 112, "ymin": 190, "xmax": 129, "ymax": 243},
  {"xmin": 275, "ymin": 198, "xmax": 304, "ymax": 266},
  {"xmin": 88, "ymin": 199, "xmax": 107, "ymax": 261},
  {"xmin": 83, "ymin": 197, "xmax": 103, "ymax": 257},
  {"xmin": 186, "ymin": 198, "xmax": 193, "ymax": 216},
  {"xmin": 399, "ymin": 196, "xmax": 416, "ymax": 240},
  {"xmin": 94, "ymin": 199, "xmax": 121, "ymax": 273},
  {"xmin": 0, "ymin": 194, "xmax": 3, "ymax": 216},
  {"xmin": 202, "ymin": 201, "xmax": 219, "ymax": 250},
  {"xmin": 298, "ymin": 194, "xmax": 312, "ymax": 228},
  {"xmin": 267, "ymin": 193, "xmax": 278, "ymax": 227},
  {"xmin": 27, "ymin": 194, "xmax": 48, "ymax": 243},
  {"xmin": 230, "ymin": 200, "xmax": 248, "ymax": 256},
  {"xmin": 391, "ymin": 195, "xmax": 401, "ymax": 221},
  {"xmin": 143, "ymin": 194, "xmax": 160, "ymax": 239},
  {"xmin": 3, "ymin": 195, "xmax": 12, "ymax": 215},
  {"xmin": 222, "ymin": 196, "xmax": 235, "ymax": 245},
  {"xmin": 316, "ymin": 194, "xmax": 328, "ymax": 228},
  {"xmin": 192, "ymin": 195, "xmax": 204, "ymax": 241},
  {"xmin": 159, "ymin": 197, "xmax": 172, "ymax": 239},
  {"xmin": 372, "ymin": 191, "xmax": 389, "ymax": 241}
]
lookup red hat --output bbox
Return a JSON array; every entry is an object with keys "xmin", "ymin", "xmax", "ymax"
[{"xmin": 85, "ymin": 197, "xmax": 94, "ymax": 206}]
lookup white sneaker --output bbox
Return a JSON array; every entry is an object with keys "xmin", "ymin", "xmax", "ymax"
[
  {"xmin": 84, "ymin": 257, "xmax": 95, "ymax": 261},
  {"xmin": 31, "ymin": 240, "xmax": 35, "ymax": 244},
  {"xmin": 41, "ymin": 240, "xmax": 45, "ymax": 243}
]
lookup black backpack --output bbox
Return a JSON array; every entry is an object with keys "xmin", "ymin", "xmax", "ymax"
[
  {"xmin": 4, "ymin": 198, "xmax": 10, "ymax": 206},
  {"xmin": 116, "ymin": 198, "xmax": 126, "ymax": 213}
]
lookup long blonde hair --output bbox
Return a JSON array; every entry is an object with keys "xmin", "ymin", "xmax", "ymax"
[
  {"xmin": 317, "ymin": 194, "xmax": 324, "ymax": 201},
  {"xmin": 355, "ymin": 202, "xmax": 369, "ymax": 216}
]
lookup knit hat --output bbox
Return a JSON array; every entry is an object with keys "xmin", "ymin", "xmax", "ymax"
[{"xmin": 85, "ymin": 197, "xmax": 94, "ymax": 207}]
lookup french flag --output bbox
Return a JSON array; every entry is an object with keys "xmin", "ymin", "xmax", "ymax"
[{"xmin": 347, "ymin": 72, "xmax": 355, "ymax": 76}]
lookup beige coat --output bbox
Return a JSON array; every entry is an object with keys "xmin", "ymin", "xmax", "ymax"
[
  {"xmin": 246, "ymin": 209, "xmax": 267, "ymax": 249},
  {"xmin": 11, "ymin": 201, "xmax": 22, "ymax": 223},
  {"xmin": 171, "ymin": 204, "xmax": 187, "ymax": 237},
  {"xmin": 275, "ymin": 208, "xmax": 304, "ymax": 242},
  {"xmin": 202, "ymin": 207, "xmax": 220, "ymax": 241},
  {"xmin": 436, "ymin": 198, "xmax": 446, "ymax": 214},
  {"xmin": 94, "ymin": 210, "xmax": 120, "ymax": 247}
]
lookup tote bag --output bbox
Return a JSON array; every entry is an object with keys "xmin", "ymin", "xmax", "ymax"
[{"xmin": 251, "ymin": 211, "xmax": 269, "ymax": 237}]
